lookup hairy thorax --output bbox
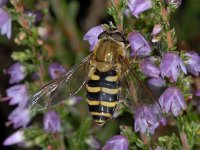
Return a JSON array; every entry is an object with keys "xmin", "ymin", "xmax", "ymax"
[{"xmin": 93, "ymin": 38, "xmax": 125, "ymax": 72}]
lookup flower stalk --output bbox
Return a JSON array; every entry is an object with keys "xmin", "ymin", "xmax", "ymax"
[{"xmin": 160, "ymin": 5, "xmax": 174, "ymax": 49}]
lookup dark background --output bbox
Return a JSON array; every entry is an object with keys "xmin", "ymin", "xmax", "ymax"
[{"xmin": 0, "ymin": 0, "xmax": 200, "ymax": 149}]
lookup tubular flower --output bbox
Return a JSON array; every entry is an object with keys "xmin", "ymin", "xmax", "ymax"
[
  {"xmin": 43, "ymin": 110, "xmax": 61, "ymax": 133},
  {"xmin": 166, "ymin": 0, "xmax": 182, "ymax": 7},
  {"xmin": 8, "ymin": 107, "xmax": 30, "ymax": 128},
  {"xmin": 6, "ymin": 84, "xmax": 29, "ymax": 107},
  {"xmin": 6, "ymin": 62, "xmax": 26, "ymax": 84},
  {"xmin": 134, "ymin": 105, "xmax": 160, "ymax": 134},
  {"xmin": 3, "ymin": 130, "xmax": 24, "ymax": 146},
  {"xmin": 160, "ymin": 52, "xmax": 187, "ymax": 82},
  {"xmin": 102, "ymin": 135, "xmax": 129, "ymax": 150},
  {"xmin": 128, "ymin": 0, "xmax": 153, "ymax": 18},
  {"xmin": 83, "ymin": 25, "xmax": 104, "ymax": 51},
  {"xmin": 128, "ymin": 31, "xmax": 152, "ymax": 57},
  {"xmin": 184, "ymin": 51, "xmax": 200, "ymax": 76},
  {"xmin": 48, "ymin": 62, "xmax": 66, "ymax": 79},
  {"xmin": 159, "ymin": 87, "xmax": 186, "ymax": 116},
  {"xmin": 0, "ymin": 8, "xmax": 11, "ymax": 39},
  {"xmin": 140, "ymin": 59, "xmax": 160, "ymax": 78}
]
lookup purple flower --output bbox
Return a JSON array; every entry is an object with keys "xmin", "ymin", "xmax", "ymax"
[
  {"xmin": 152, "ymin": 24, "xmax": 162, "ymax": 36},
  {"xmin": 48, "ymin": 62, "xmax": 66, "ymax": 79},
  {"xmin": 6, "ymin": 62, "xmax": 26, "ymax": 84},
  {"xmin": 102, "ymin": 135, "xmax": 129, "ymax": 150},
  {"xmin": 147, "ymin": 77, "xmax": 166, "ymax": 96},
  {"xmin": 159, "ymin": 87, "xmax": 186, "ymax": 116},
  {"xmin": 134, "ymin": 105, "xmax": 160, "ymax": 134},
  {"xmin": 83, "ymin": 25, "xmax": 104, "ymax": 51},
  {"xmin": 128, "ymin": 31, "xmax": 152, "ymax": 57},
  {"xmin": 43, "ymin": 110, "xmax": 61, "ymax": 133},
  {"xmin": 6, "ymin": 84, "xmax": 29, "ymax": 107},
  {"xmin": 0, "ymin": 8, "xmax": 11, "ymax": 39},
  {"xmin": 160, "ymin": 52, "xmax": 187, "ymax": 82},
  {"xmin": 0, "ymin": 0, "xmax": 7, "ymax": 7},
  {"xmin": 166, "ymin": 0, "xmax": 182, "ymax": 7},
  {"xmin": 184, "ymin": 51, "xmax": 200, "ymax": 76},
  {"xmin": 8, "ymin": 107, "xmax": 30, "ymax": 128},
  {"xmin": 128, "ymin": 0, "xmax": 153, "ymax": 18},
  {"xmin": 140, "ymin": 59, "xmax": 160, "ymax": 78},
  {"xmin": 3, "ymin": 131, "xmax": 24, "ymax": 146}
]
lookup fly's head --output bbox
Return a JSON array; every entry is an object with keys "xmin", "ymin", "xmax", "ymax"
[{"xmin": 95, "ymin": 29, "xmax": 127, "ymax": 64}]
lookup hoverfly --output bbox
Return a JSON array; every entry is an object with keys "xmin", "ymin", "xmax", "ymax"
[{"xmin": 27, "ymin": 28, "xmax": 162, "ymax": 126}]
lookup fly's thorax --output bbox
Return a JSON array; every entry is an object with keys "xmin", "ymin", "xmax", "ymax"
[
  {"xmin": 93, "ymin": 38, "xmax": 125, "ymax": 72},
  {"xmin": 94, "ymin": 38, "xmax": 125, "ymax": 62}
]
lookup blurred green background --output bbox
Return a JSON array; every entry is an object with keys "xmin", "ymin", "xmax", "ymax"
[{"xmin": 0, "ymin": 0, "xmax": 200, "ymax": 149}]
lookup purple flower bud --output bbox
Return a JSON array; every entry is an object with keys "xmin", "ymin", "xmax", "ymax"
[
  {"xmin": 6, "ymin": 84, "xmax": 29, "ymax": 107},
  {"xmin": 159, "ymin": 87, "xmax": 186, "ymax": 116},
  {"xmin": 166, "ymin": 0, "xmax": 182, "ymax": 7},
  {"xmin": 134, "ymin": 105, "xmax": 160, "ymax": 134},
  {"xmin": 184, "ymin": 51, "xmax": 200, "ymax": 76},
  {"xmin": 0, "ymin": 8, "xmax": 11, "ymax": 39},
  {"xmin": 6, "ymin": 62, "xmax": 26, "ymax": 84},
  {"xmin": 83, "ymin": 25, "xmax": 104, "ymax": 51},
  {"xmin": 152, "ymin": 24, "xmax": 162, "ymax": 36},
  {"xmin": 128, "ymin": 0, "xmax": 153, "ymax": 18},
  {"xmin": 43, "ymin": 110, "xmax": 61, "ymax": 133},
  {"xmin": 0, "ymin": 0, "xmax": 7, "ymax": 7},
  {"xmin": 102, "ymin": 135, "xmax": 129, "ymax": 150},
  {"xmin": 3, "ymin": 131, "xmax": 24, "ymax": 146},
  {"xmin": 160, "ymin": 52, "xmax": 187, "ymax": 82},
  {"xmin": 8, "ymin": 107, "xmax": 30, "ymax": 128},
  {"xmin": 128, "ymin": 31, "xmax": 152, "ymax": 57},
  {"xmin": 48, "ymin": 62, "xmax": 66, "ymax": 79},
  {"xmin": 140, "ymin": 59, "xmax": 160, "ymax": 78}
]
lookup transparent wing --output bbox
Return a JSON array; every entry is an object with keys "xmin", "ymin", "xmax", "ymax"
[
  {"xmin": 119, "ymin": 56, "xmax": 163, "ymax": 120},
  {"xmin": 27, "ymin": 54, "xmax": 92, "ymax": 111}
]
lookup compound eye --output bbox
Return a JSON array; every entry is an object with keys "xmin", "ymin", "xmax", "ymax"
[
  {"xmin": 98, "ymin": 31, "xmax": 108, "ymax": 39},
  {"xmin": 110, "ymin": 32, "xmax": 125, "ymax": 43}
]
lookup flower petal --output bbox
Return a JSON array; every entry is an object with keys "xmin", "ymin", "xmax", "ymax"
[
  {"xmin": 128, "ymin": 31, "xmax": 152, "ymax": 57},
  {"xmin": 128, "ymin": 0, "xmax": 153, "ymax": 18},
  {"xmin": 0, "ymin": 9, "xmax": 11, "ymax": 39},
  {"xmin": 3, "ymin": 131, "xmax": 24, "ymax": 146},
  {"xmin": 83, "ymin": 25, "xmax": 103, "ymax": 51},
  {"xmin": 43, "ymin": 110, "xmax": 61, "ymax": 133},
  {"xmin": 102, "ymin": 135, "xmax": 129, "ymax": 150}
]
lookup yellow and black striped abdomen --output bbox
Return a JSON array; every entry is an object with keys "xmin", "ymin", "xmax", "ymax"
[{"xmin": 86, "ymin": 68, "xmax": 120, "ymax": 126}]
